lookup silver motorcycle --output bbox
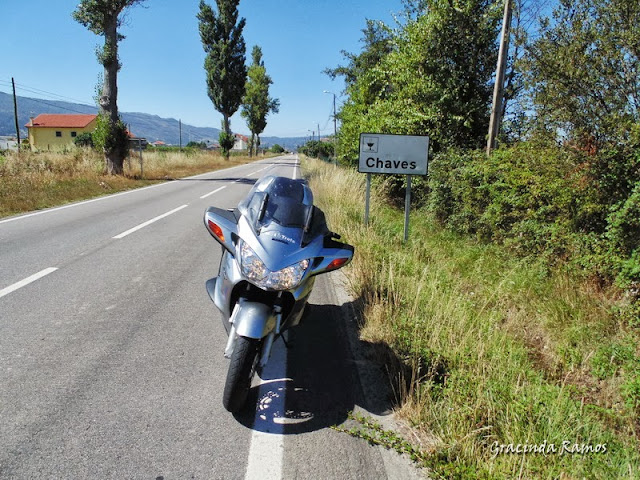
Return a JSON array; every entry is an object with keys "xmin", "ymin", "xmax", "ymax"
[{"xmin": 204, "ymin": 175, "xmax": 354, "ymax": 412}]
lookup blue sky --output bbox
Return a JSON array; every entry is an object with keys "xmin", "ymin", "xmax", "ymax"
[{"xmin": 0, "ymin": 0, "xmax": 405, "ymax": 138}]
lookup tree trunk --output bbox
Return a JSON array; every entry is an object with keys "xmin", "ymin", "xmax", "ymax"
[
  {"xmin": 223, "ymin": 113, "xmax": 231, "ymax": 160},
  {"xmin": 101, "ymin": 13, "xmax": 124, "ymax": 174}
]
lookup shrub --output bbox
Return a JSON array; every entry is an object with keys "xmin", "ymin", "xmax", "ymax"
[{"xmin": 74, "ymin": 132, "xmax": 94, "ymax": 148}]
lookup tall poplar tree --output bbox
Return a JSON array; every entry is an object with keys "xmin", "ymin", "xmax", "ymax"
[
  {"xmin": 197, "ymin": 0, "xmax": 247, "ymax": 159},
  {"xmin": 241, "ymin": 46, "xmax": 280, "ymax": 157},
  {"xmin": 73, "ymin": 0, "xmax": 145, "ymax": 175}
]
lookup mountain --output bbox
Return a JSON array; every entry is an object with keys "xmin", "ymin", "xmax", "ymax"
[{"xmin": 0, "ymin": 92, "xmax": 307, "ymax": 151}]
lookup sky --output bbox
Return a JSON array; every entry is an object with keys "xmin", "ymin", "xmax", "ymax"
[{"xmin": 0, "ymin": 0, "xmax": 406, "ymax": 139}]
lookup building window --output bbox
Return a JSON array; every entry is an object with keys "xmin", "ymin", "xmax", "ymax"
[
  {"xmin": 71, "ymin": 132, "xmax": 77, "ymax": 137},
  {"xmin": 55, "ymin": 131, "xmax": 62, "ymax": 137}
]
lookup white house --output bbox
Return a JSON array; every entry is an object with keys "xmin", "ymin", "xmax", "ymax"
[{"xmin": 232, "ymin": 133, "xmax": 249, "ymax": 151}]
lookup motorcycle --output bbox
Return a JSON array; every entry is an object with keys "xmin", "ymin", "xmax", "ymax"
[{"xmin": 203, "ymin": 175, "xmax": 354, "ymax": 412}]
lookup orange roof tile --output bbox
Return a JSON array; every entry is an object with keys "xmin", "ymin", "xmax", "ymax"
[{"xmin": 26, "ymin": 114, "xmax": 97, "ymax": 129}]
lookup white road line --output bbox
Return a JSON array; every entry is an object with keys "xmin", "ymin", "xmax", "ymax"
[
  {"xmin": 0, "ymin": 182, "xmax": 170, "ymax": 226},
  {"xmin": 200, "ymin": 186, "xmax": 227, "ymax": 199},
  {"xmin": 292, "ymin": 159, "xmax": 298, "ymax": 180},
  {"xmin": 0, "ymin": 267, "xmax": 58, "ymax": 299},
  {"xmin": 113, "ymin": 205, "xmax": 188, "ymax": 239},
  {"xmin": 244, "ymin": 338, "xmax": 287, "ymax": 480},
  {"xmin": 0, "ymin": 161, "xmax": 264, "ymax": 226}
]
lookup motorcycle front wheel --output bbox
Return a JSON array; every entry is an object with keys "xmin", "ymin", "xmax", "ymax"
[{"xmin": 222, "ymin": 335, "xmax": 260, "ymax": 412}]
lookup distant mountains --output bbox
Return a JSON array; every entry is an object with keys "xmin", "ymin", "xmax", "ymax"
[{"xmin": 0, "ymin": 91, "xmax": 307, "ymax": 151}]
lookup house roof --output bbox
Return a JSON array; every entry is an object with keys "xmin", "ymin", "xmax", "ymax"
[
  {"xmin": 234, "ymin": 133, "xmax": 249, "ymax": 142},
  {"xmin": 26, "ymin": 114, "xmax": 97, "ymax": 129}
]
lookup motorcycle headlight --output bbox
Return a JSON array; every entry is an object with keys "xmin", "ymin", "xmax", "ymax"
[{"xmin": 239, "ymin": 241, "xmax": 310, "ymax": 290}]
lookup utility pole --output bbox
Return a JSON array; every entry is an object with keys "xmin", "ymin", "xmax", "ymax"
[
  {"xmin": 324, "ymin": 90, "xmax": 338, "ymax": 165},
  {"xmin": 487, "ymin": 0, "xmax": 512, "ymax": 156},
  {"xmin": 12, "ymin": 78, "xmax": 21, "ymax": 148},
  {"xmin": 179, "ymin": 119, "xmax": 182, "ymax": 151},
  {"xmin": 317, "ymin": 123, "xmax": 321, "ymax": 142}
]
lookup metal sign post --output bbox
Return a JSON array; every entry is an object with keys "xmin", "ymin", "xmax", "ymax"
[
  {"xmin": 358, "ymin": 133, "xmax": 429, "ymax": 242},
  {"xmin": 365, "ymin": 173, "xmax": 371, "ymax": 226},
  {"xmin": 404, "ymin": 175, "xmax": 412, "ymax": 242}
]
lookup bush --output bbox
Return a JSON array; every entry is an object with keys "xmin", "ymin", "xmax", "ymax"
[
  {"xmin": 218, "ymin": 131, "xmax": 235, "ymax": 157},
  {"xmin": 92, "ymin": 113, "xmax": 129, "ymax": 158},
  {"xmin": 299, "ymin": 140, "xmax": 334, "ymax": 159},
  {"xmin": 421, "ymin": 140, "xmax": 640, "ymax": 305},
  {"xmin": 74, "ymin": 132, "xmax": 94, "ymax": 148}
]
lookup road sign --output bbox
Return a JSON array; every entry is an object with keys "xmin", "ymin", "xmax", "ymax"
[{"xmin": 358, "ymin": 133, "xmax": 429, "ymax": 176}]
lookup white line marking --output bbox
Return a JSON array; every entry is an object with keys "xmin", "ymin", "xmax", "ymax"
[
  {"xmin": 0, "ymin": 267, "xmax": 58, "ymax": 299},
  {"xmin": 244, "ymin": 338, "xmax": 287, "ymax": 480},
  {"xmin": 0, "ymin": 161, "xmax": 267, "ymax": 226},
  {"xmin": 0, "ymin": 183, "xmax": 170, "ymax": 226},
  {"xmin": 292, "ymin": 160, "xmax": 298, "ymax": 180},
  {"xmin": 200, "ymin": 186, "xmax": 227, "ymax": 199},
  {"xmin": 113, "ymin": 205, "xmax": 188, "ymax": 239}
]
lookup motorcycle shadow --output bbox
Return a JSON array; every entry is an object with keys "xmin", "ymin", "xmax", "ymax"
[{"xmin": 233, "ymin": 301, "xmax": 392, "ymax": 434}]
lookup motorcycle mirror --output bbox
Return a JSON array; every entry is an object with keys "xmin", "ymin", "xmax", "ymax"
[{"xmin": 204, "ymin": 206, "xmax": 238, "ymax": 253}]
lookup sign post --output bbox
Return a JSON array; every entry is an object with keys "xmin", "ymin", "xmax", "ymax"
[{"xmin": 358, "ymin": 133, "xmax": 429, "ymax": 242}]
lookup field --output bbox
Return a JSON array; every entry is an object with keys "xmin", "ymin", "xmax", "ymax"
[{"xmin": 0, "ymin": 148, "xmax": 258, "ymax": 219}]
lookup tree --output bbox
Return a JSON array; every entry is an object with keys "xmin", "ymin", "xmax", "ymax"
[
  {"xmin": 241, "ymin": 46, "xmax": 280, "ymax": 157},
  {"xmin": 73, "ymin": 0, "xmax": 144, "ymax": 174},
  {"xmin": 332, "ymin": 1, "xmax": 501, "ymax": 164},
  {"xmin": 525, "ymin": 0, "xmax": 640, "ymax": 146},
  {"xmin": 198, "ymin": 0, "xmax": 247, "ymax": 159},
  {"xmin": 271, "ymin": 144, "xmax": 285, "ymax": 153}
]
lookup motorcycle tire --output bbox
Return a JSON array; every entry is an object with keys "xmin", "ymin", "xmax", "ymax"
[{"xmin": 222, "ymin": 335, "xmax": 260, "ymax": 412}]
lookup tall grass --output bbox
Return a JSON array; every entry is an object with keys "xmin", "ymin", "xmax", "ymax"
[
  {"xmin": 302, "ymin": 157, "xmax": 640, "ymax": 479},
  {"xmin": 0, "ymin": 148, "xmax": 257, "ymax": 218}
]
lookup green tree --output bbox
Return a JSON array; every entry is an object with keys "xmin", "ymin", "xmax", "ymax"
[
  {"xmin": 73, "ymin": 0, "xmax": 144, "ymax": 174},
  {"xmin": 333, "ymin": 1, "xmax": 501, "ymax": 164},
  {"xmin": 525, "ymin": 0, "xmax": 640, "ymax": 145},
  {"xmin": 241, "ymin": 46, "xmax": 280, "ymax": 157},
  {"xmin": 197, "ymin": 0, "xmax": 247, "ymax": 159},
  {"xmin": 271, "ymin": 144, "xmax": 285, "ymax": 153}
]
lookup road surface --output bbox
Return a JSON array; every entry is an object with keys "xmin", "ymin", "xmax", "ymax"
[{"xmin": 0, "ymin": 155, "xmax": 423, "ymax": 479}]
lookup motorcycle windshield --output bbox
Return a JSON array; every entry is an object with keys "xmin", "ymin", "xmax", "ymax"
[{"xmin": 239, "ymin": 176, "xmax": 313, "ymax": 230}]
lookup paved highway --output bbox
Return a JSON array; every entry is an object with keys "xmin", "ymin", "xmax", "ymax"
[{"xmin": 0, "ymin": 155, "xmax": 422, "ymax": 479}]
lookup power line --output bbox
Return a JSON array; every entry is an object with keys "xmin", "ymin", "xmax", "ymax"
[
  {"xmin": 0, "ymin": 78, "xmax": 94, "ymax": 106},
  {"xmin": 20, "ymin": 97, "xmax": 97, "ymax": 115}
]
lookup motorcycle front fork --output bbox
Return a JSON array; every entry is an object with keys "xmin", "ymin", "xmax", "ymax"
[{"xmin": 224, "ymin": 292, "xmax": 284, "ymax": 370}]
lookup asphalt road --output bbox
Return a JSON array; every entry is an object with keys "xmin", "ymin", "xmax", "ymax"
[{"xmin": 0, "ymin": 155, "xmax": 423, "ymax": 479}]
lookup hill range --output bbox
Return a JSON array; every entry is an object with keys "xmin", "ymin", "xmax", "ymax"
[{"xmin": 0, "ymin": 91, "xmax": 306, "ymax": 151}]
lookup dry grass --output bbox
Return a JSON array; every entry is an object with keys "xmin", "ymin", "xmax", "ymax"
[
  {"xmin": 0, "ymin": 148, "xmax": 259, "ymax": 218},
  {"xmin": 301, "ymin": 156, "xmax": 640, "ymax": 479}
]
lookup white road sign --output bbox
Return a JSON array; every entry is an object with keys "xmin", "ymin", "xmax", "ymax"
[{"xmin": 358, "ymin": 133, "xmax": 429, "ymax": 175}]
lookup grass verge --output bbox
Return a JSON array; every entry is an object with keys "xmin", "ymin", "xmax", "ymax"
[
  {"xmin": 302, "ymin": 156, "xmax": 640, "ymax": 479},
  {"xmin": 0, "ymin": 148, "xmax": 262, "ymax": 219}
]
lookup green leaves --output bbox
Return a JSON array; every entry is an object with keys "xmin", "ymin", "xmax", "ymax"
[
  {"xmin": 332, "ymin": 1, "xmax": 501, "ymax": 165},
  {"xmin": 198, "ymin": 0, "xmax": 247, "ymax": 141},
  {"xmin": 525, "ymin": 0, "xmax": 640, "ymax": 144},
  {"xmin": 73, "ymin": 0, "xmax": 144, "ymax": 174},
  {"xmin": 241, "ymin": 46, "xmax": 279, "ymax": 156}
]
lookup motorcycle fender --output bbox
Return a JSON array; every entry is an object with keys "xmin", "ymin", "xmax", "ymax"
[{"xmin": 232, "ymin": 301, "xmax": 277, "ymax": 340}]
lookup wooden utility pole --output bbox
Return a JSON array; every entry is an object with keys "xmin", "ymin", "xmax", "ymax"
[
  {"xmin": 487, "ymin": 0, "xmax": 512, "ymax": 156},
  {"xmin": 12, "ymin": 78, "xmax": 21, "ymax": 148}
]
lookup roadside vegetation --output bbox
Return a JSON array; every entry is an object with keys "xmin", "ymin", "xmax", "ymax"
[
  {"xmin": 304, "ymin": 156, "xmax": 640, "ymax": 479},
  {"xmin": 0, "ymin": 148, "xmax": 257, "ymax": 219}
]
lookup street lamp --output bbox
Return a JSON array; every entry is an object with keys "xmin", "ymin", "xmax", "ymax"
[{"xmin": 323, "ymin": 90, "xmax": 338, "ymax": 165}]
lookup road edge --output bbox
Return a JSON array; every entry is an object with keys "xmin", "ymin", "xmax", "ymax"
[{"xmin": 325, "ymin": 270, "xmax": 428, "ymax": 480}]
